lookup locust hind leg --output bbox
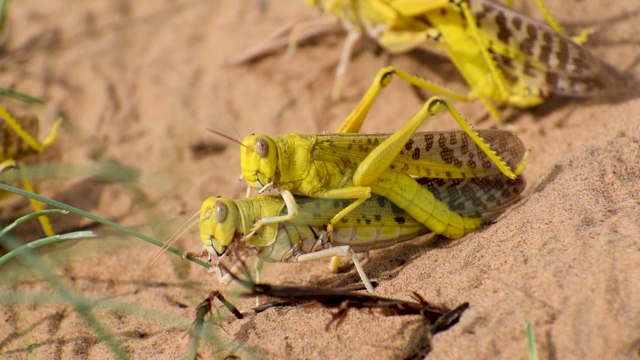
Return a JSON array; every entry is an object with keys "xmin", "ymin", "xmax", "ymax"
[
  {"xmin": 227, "ymin": 15, "xmax": 340, "ymax": 65},
  {"xmin": 327, "ymin": 71, "xmax": 520, "ymax": 239},
  {"xmin": 335, "ymin": 66, "xmax": 470, "ymax": 134},
  {"xmin": 339, "ymin": 93, "xmax": 522, "ymax": 238},
  {"xmin": 350, "ymin": 94, "xmax": 518, "ymax": 187}
]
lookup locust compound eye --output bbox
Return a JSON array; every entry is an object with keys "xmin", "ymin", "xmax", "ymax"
[
  {"xmin": 255, "ymin": 137, "xmax": 268, "ymax": 158},
  {"xmin": 214, "ymin": 201, "xmax": 228, "ymax": 223}
]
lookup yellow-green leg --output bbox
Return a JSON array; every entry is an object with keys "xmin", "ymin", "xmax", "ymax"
[
  {"xmin": 242, "ymin": 190, "xmax": 299, "ymax": 241},
  {"xmin": 456, "ymin": 0, "xmax": 511, "ymax": 116},
  {"xmin": 336, "ymin": 67, "xmax": 517, "ymax": 178},
  {"xmin": 336, "ymin": 66, "xmax": 470, "ymax": 134},
  {"xmin": 325, "ymin": 92, "xmax": 520, "ymax": 238},
  {"xmin": 351, "ymin": 95, "xmax": 515, "ymax": 182},
  {"xmin": 0, "ymin": 105, "xmax": 61, "ymax": 152},
  {"xmin": 320, "ymin": 67, "xmax": 527, "ymax": 236},
  {"xmin": 19, "ymin": 166, "xmax": 56, "ymax": 237},
  {"xmin": 0, "ymin": 104, "xmax": 61, "ymax": 237}
]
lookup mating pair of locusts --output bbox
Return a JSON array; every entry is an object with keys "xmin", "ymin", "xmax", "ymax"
[
  {"xmin": 183, "ymin": 0, "xmax": 614, "ymax": 291},
  {"xmin": 180, "ymin": 67, "xmax": 528, "ymax": 292},
  {"xmin": 233, "ymin": 0, "xmax": 614, "ymax": 122}
]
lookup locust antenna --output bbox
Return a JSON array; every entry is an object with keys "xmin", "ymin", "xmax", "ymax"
[
  {"xmin": 149, "ymin": 210, "xmax": 201, "ymax": 265},
  {"xmin": 231, "ymin": 126, "xmax": 242, "ymax": 143},
  {"xmin": 206, "ymin": 128, "xmax": 248, "ymax": 149}
]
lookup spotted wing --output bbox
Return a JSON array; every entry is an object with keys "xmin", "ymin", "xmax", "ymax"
[
  {"xmin": 418, "ymin": 173, "xmax": 525, "ymax": 221},
  {"xmin": 312, "ymin": 130, "xmax": 526, "ymax": 179},
  {"xmin": 469, "ymin": 0, "xmax": 616, "ymax": 97},
  {"xmin": 291, "ymin": 171, "xmax": 525, "ymax": 226}
]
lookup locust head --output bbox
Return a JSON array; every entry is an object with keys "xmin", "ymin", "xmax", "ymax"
[
  {"xmin": 199, "ymin": 197, "xmax": 239, "ymax": 257},
  {"xmin": 240, "ymin": 134, "xmax": 278, "ymax": 192}
]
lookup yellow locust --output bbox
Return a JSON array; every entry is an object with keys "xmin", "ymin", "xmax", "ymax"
[
  {"xmin": 237, "ymin": 0, "xmax": 614, "ymax": 121},
  {"xmin": 237, "ymin": 67, "xmax": 528, "ymax": 248},
  {"xmin": 189, "ymin": 173, "xmax": 525, "ymax": 292},
  {"xmin": 306, "ymin": 0, "xmax": 613, "ymax": 119},
  {"xmin": 0, "ymin": 103, "xmax": 61, "ymax": 237},
  {"xmin": 307, "ymin": 0, "xmax": 612, "ymax": 114}
]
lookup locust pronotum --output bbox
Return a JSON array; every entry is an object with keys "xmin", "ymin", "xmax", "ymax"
[
  {"xmin": 0, "ymin": 103, "xmax": 61, "ymax": 237},
  {"xmin": 237, "ymin": 66, "xmax": 528, "ymax": 252},
  {"xmin": 235, "ymin": 0, "xmax": 614, "ymax": 122},
  {"xmin": 182, "ymin": 170, "xmax": 525, "ymax": 292}
]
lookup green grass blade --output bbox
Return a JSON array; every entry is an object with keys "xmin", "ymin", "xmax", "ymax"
[
  {"xmin": 0, "ymin": 87, "xmax": 46, "ymax": 105},
  {"xmin": 0, "ymin": 230, "xmax": 95, "ymax": 266},
  {"xmin": 525, "ymin": 321, "xmax": 539, "ymax": 360},
  {"xmin": 0, "ymin": 182, "xmax": 210, "ymax": 268},
  {"xmin": 0, "ymin": 234, "xmax": 130, "ymax": 359},
  {"xmin": 0, "ymin": 0, "xmax": 9, "ymax": 37},
  {"xmin": 0, "ymin": 209, "xmax": 67, "ymax": 238}
]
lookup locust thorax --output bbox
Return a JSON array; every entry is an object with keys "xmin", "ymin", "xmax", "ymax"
[
  {"xmin": 240, "ymin": 134, "xmax": 278, "ymax": 191},
  {"xmin": 199, "ymin": 197, "xmax": 239, "ymax": 256}
]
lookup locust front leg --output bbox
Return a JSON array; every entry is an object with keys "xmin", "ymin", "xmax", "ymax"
[
  {"xmin": 241, "ymin": 190, "xmax": 299, "ymax": 241},
  {"xmin": 243, "ymin": 186, "xmax": 373, "ymax": 243}
]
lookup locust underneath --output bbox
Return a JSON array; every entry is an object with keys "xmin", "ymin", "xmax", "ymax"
[{"xmin": 188, "ymin": 172, "xmax": 525, "ymax": 292}]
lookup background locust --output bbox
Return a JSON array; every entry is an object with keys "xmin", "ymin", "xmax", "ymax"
[
  {"xmin": 0, "ymin": 103, "xmax": 61, "ymax": 237},
  {"xmin": 235, "ymin": 0, "xmax": 615, "ymax": 122},
  {"xmin": 238, "ymin": 67, "xmax": 528, "ymax": 250},
  {"xmin": 189, "ymin": 166, "xmax": 525, "ymax": 292}
]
